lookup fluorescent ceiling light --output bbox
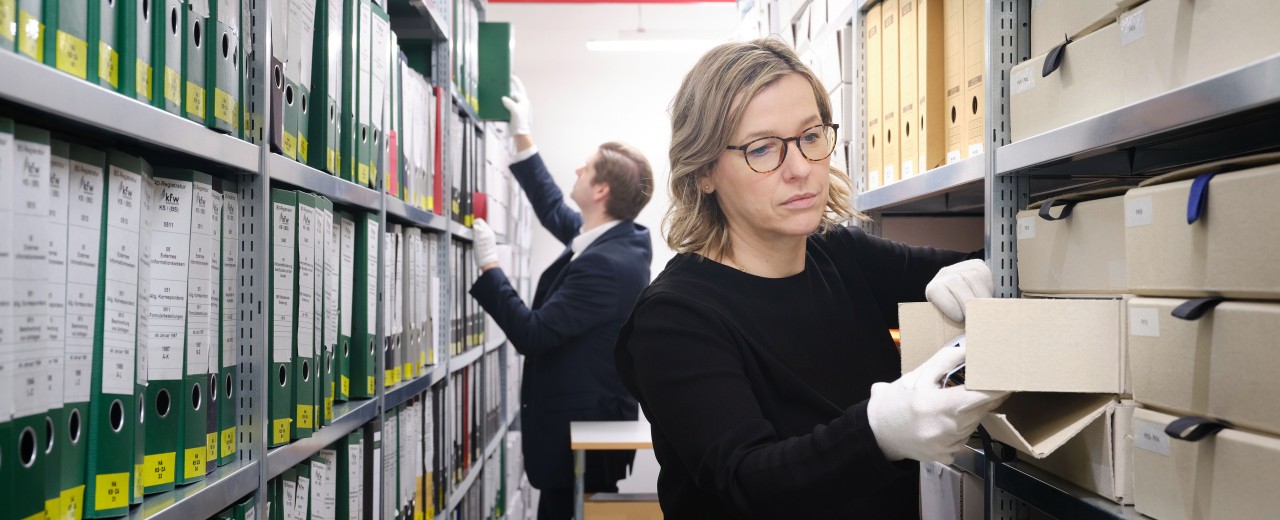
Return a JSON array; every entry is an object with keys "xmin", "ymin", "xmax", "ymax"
[{"xmin": 586, "ymin": 38, "xmax": 721, "ymax": 52}]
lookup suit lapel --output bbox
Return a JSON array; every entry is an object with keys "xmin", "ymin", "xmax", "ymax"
[{"xmin": 533, "ymin": 246, "xmax": 574, "ymax": 308}]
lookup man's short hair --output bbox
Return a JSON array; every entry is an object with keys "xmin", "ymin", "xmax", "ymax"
[{"xmin": 593, "ymin": 142, "xmax": 654, "ymax": 221}]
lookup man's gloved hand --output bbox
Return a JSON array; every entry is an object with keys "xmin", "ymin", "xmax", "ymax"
[
  {"xmin": 472, "ymin": 219, "xmax": 499, "ymax": 271},
  {"xmin": 867, "ymin": 344, "xmax": 1009, "ymax": 464},
  {"xmin": 925, "ymin": 259, "xmax": 995, "ymax": 322},
  {"xmin": 501, "ymin": 76, "xmax": 532, "ymax": 136}
]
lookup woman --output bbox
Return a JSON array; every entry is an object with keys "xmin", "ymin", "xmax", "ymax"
[{"xmin": 614, "ymin": 38, "xmax": 1008, "ymax": 518}]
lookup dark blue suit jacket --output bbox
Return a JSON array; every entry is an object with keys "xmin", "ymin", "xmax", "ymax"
[{"xmin": 470, "ymin": 153, "xmax": 650, "ymax": 490}]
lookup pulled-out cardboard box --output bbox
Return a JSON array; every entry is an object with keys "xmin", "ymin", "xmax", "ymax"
[
  {"xmin": 898, "ymin": 302, "xmax": 965, "ymax": 374},
  {"xmin": 1017, "ymin": 190, "xmax": 1129, "ymax": 295},
  {"xmin": 1124, "ymin": 154, "xmax": 1280, "ymax": 299}
]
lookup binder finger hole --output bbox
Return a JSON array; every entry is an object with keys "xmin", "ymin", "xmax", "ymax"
[
  {"xmin": 110, "ymin": 398, "xmax": 126, "ymax": 432},
  {"xmin": 191, "ymin": 383, "xmax": 202, "ymax": 411},
  {"xmin": 278, "ymin": 365, "xmax": 288, "ymax": 387},
  {"xmin": 193, "ymin": 20, "xmax": 202, "ymax": 49},
  {"xmin": 274, "ymin": 65, "xmax": 283, "ymax": 90},
  {"xmin": 971, "ymin": 96, "xmax": 978, "ymax": 115},
  {"xmin": 225, "ymin": 374, "xmax": 234, "ymax": 399},
  {"xmin": 886, "ymin": 129, "xmax": 893, "ymax": 145},
  {"xmin": 327, "ymin": 352, "xmax": 334, "ymax": 374},
  {"xmin": 329, "ymin": 104, "xmax": 336, "ymax": 123},
  {"xmin": 301, "ymin": 93, "xmax": 308, "ymax": 114},
  {"xmin": 209, "ymin": 374, "xmax": 219, "ymax": 403},
  {"xmin": 222, "ymin": 33, "xmax": 231, "ymax": 60},
  {"xmin": 286, "ymin": 85, "xmax": 294, "ymax": 106},
  {"xmin": 170, "ymin": 6, "xmax": 179, "ymax": 36},
  {"xmin": 44, "ymin": 416, "xmax": 55, "ymax": 455},
  {"xmin": 138, "ymin": 394, "xmax": 145, "ymax": 425},
  {"xmin": 19, "ymin": 427, "xmax": 37, "ymax": 468},
  {"xmin": 951, "ymin": 106, "xmax": 957, "ymax": 123},
  {"xmin": 156, "ymin": 389, "xmax": 171, "ymax": 419},
  {"xmin": 302, "ymin": 360, "xmax": 311, "ymax": 382},
  {"xmin": 343, "ymin": 340, "xmax": 349, "ymax": 357},
  {"xmin": 906, "ymin": 122, "xmax": 911, "ymax": 138},
  {"xmin": 143, "ymin": 0, "xmax": 150, "ymax": 21},
  {"xmin": 68, "ymin": 409, "xmax": 82, "ymax": 444}
]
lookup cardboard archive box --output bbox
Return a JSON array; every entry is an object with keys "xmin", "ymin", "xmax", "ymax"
[
  {"xmin": 1186, "ymin": 0, "xmax": 1280, "ymax": 84},
  {"xmin": 1016, "ymin": 189, "xmax": 1129, "ymax": 295},
  {"xmin": 961, "ymin": 0, "xmax": 983, "ymax": 158},
  {"xmin": 881, "ymin": 0, "xmax": 901, "ymax": 185},
  {"xmin": 1029, "ymin": 0, "xmax": 1127, "ymax": 58},
  {"xmin": 1010, "ymin": 23, "xmax": 1125, "ymax": 142},
  {"xmin": 919, "ymin": 462, "xmax": 984, "ymax": 519},
  {"xmin": 942, "ymin": 0, "xmax": 965, "ymax": 164},
  {"xmin": 1116, "ymin": 0, "xmax": 1194, "ymax": 104},
  {"xmin": 1123, "ymin": 153, "xmax": 1280, "ymax": 299},
  {"xmin": 898, "ymin": 0, "xmax": 920, "ymax": 178},
  {"xmin": 917, "ymin": 0, "xmax": 946, "ymax": 173},
  {"xmin": 1131, "ymin": 407, "xmax": 1214, "ymax": 520},
  {"xmin": 866, "ymin": 4, "xmax": 884, "ymax": 189}
]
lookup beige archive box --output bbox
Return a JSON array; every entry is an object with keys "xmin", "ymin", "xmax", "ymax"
[
  {"xmin": 943, "ymin": 0, "xmax": 965, "ymax": 164},
  {"xmin": 898, "ymin": 302, "xmax": 965, "ymax": 374},
  {"xmin": 1016, "ymin": 189, "xmax": 1129, "ymax": 295},
  {"xmin": 1010, "ymin": 23, "xmax": 1125, "ymax": 142},
  {"xmin": 917, "ymin": 0, "xmax": 947, "ymax": 173},
  {"xmin": 1029, "ymin": 0, "xmax": 1124, "ymax": 58},
  {"xmin": 961, "ymin": 0, "xmax": 984, "ymax": 158},
  {"xmin": 1126, "ymin": 298, "xmax": 1211, "ymax": 419},
  {"xmin": 866, "ymin": 4, "xmax": 884, "ymax": 190},
  {"xmin": 1131, "ymin": 408, "xmax": 1215, "ymax": 520},
  {"xmin": 882, "ymin": 0, "xmax": 901, "ymax": 185},
  {"xmin": 1187, "ymin": 0, "xmax": 1280, "ymax": 84},
  {"xmin": 1208, "ymin": 428, "xmax": 1280, "ymax": 518},
  {"xmin": 1117, "ymin": 0, "xmax": 1194, "ymax": 104},
  {"xmin": 994, "ymin": 395, "xmax": 1136, "ymax": 504},
  {"xmin": 967, "ymin": 297, "xmax": 1129, "ymax": 394},
  {"xmin": 920, "ymin": 462, "xmax": 984, "ymax": 520},
  {"xmin": 1205, "ymin": 301, "xmax": 1280, "ymax": 437},
  {"xmin": 898, "ymin": 0, "xmax": 920, "ymax": 178},
  {"xmin": 1124, "ymin": 153, "xmax": 1280, "ymax": 299}
]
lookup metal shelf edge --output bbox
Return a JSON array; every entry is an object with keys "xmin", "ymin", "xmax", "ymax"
[
  {"xmin": 854, "ymin": 155, "xmax": 986, "ymax": 213},
  {"xmin": 386, "ymin": 365, "xmax": 441, "ymax": 409},
  {"xmin": 484, "ymin": 333, "xmax": 506, "ymax": 353},
  {"xmin": 132, "ymin": 460, "xmax": 260, "ymax": 520},
  {"xmin": 385, "ymin": 195, "xmax": 449, "ymax": 231},
  {"xmin": 0, "ymin": 51, "xmax": 259, "ymax": 173},
  {"xmin": 410, "ymin": 0, "xmax": 452, "ymax": 40},
  {"xmin": 265, "ymin": 397, "xmax": 380, "ymax": 478},
  {"xmin": 952, "ymin": 445, "xmax": 1146, "ymax": 519},
  {"xmin": 450, "ymin": 221, "xmax": 475, "ymax": 241},
  {"xmin": 996, "ymin": 52, "xmax": 1280, "ymax": 175},
  {"xmin": 485, "ymin": 423, "xmax": 508, "ymax": 460},
  {"xmin": 451, "ymin": 88, "xmax": 483, "ymax": 124},
  {"xmin": 449, "ymin": 347, "xmax": 484, "ymax": 374},
  {"xmin": 445, "ymin": 456, "xmax": 486, "ymax": 513},
  {"xmin": 267, "ymin": 154, "xmax": 384, "ymax": 211}
]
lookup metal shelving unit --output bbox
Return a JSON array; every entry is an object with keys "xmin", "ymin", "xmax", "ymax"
[
  {"xmin": 386, "ymin": 366, "xmax": 445, "ymax": 409},
  {"xmin": 389, "ymin": 0, "xmax": 452, "ymax": 40},
  {"xmin": 267, "ymin": 154, "xmax": 384, "ymax": 210},
  {"xmin": 265, "ymin": 398, "xmax": 381, "ymax": 478},
  {"xmin": 855, "ymin": 155, "xmax": 986, "ymax": 214},
  {"xmin": 451, "ymin": 220, "xmax": 475, "ymax": 241},
  {"xmin": 128, "ymin": 462, "xmax": 260, "ymax": 520},
  {"xmin": 386, "ymin": 194, "xmax": 451, "ymax": 231},
  {"xmin": 442, "ymin": 421, "xmax": 511, "ymax": 517},
  {"xmin": 450, "ymin": 346, "xmax": 485, "ymax": 374},
  {"xmin": 485, "ymin": 336, "xmax": 507, "ymax": 354},
  {"xmin": 0, "ymin": 51, "xmax": 260, "ymax": 174},
  {"xmin": 951, "ymin": 446, "xmax": 1146, "ymax": 520}
]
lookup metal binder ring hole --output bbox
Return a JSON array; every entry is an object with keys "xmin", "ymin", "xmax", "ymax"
[
  {"xmin": 138, "ymin": 394, "xmax": 145, "ymax": 425},
  {"xmin": 68, "ymin": 409, "xmax": 82, "ymax": 444},
  {"xmin": 193, "ymin": 20, "xmax": 202, "ymax": 49},
  {"xmin": 225, "ymin": 374, "xmax": 234, "ymax": 398},
  {"xmin": 142, "ymin": 0, "xmax": 150, "ymax": 21},
  {"xmin": 191, "ymin": 383, "xmax": 202, "ymax": 411},
  {"xmin": 19, "ymin": 427, "xmax": 37, "ymax": 468},
  {"xmin": 886, "ymin": 129, "xmax": 893, "ymax": 145},
  {"xmin": 301, "ymin": 93, "xmax": 308, "ymax": 114},
  {"xmin": 285, "ymin": 85, "xmax": 294, "ymax": 106},
  {"xmin": 274, "ymin": 65, "xmax": 283, "ymax": 89},
  {"xmin": 330, "ymin": 104, "xmax": 336, "ymax": 122},
  {"xmin": 278, "ymin": 365, "xmax": 288, "ymax": 387},
  {"xmin": 210, "ymin": 374, "xmax": 219, "ymax": 403},
  {"xmin": 170, "ymin": 7, "xmax": 179, "ymax": 36},
  {"xmin": 905, "ymin": 121, "xmax": 911, "ymax": 138},
  {"xmin": 302, "ymin": 360, "xmax": 311, "ymax": 382},
  {"xmin": 110, "ymin": 399, "xmax": 125, "ymax": 432},
  {"xmin": 327, "ymin": 352, "xmax": 334, "ymax": 374},
  {"xmin": 343, "ymin": 340, "xmax": 349, "ymax": 357},
  {"xmin": 222, "ymin": 33, "xmax": 231, "ymax": 59},
  {"xmin": 45, "ymin": 416, "xmax": 55, "ymax": 455},
  {"xmin": 156, "ymin": 389, "xmax": 172, "ymax": 419},
  {"xmin": 920, "ymin": 115, "xmax": 924, "ymax": 132}
]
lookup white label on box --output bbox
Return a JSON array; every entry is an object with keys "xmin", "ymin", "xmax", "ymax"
[
  {"xmin": 968, "ymin": 143, "xmax": 984, "ymax": 157},
  {"xmin": 869, "ymin": 170, "xmax": 881, "ymax": 190},
  {"xmin": 1017, "ymin": 217, "xmax": 1036, "ymax": 239},
  {"xmin": 884, "ymin": 166, "xmax": 896, "ymax": 184},
  {"xmin": 1125, "ymin": 196, "xmax": 1154, "ymax": 227},
  {"xmin": 1129, "ymin": 307, "xmax": 1160, "ymax": 337},
  {"xmin": 901, "ymin": 160, "xmax": 915, "ymax": 178},
  {"xmin": 1120, "ymin": 9, "xmax": 1146, "ymax": 46},
  {"xmin": 946, "ymin": 151, "xmax": 962, "ymax": 164},
  {"xmin": 1134, "ymin": 418, "xmax": 1172, "ymax": 456},
  {"xmin": 1012, "ymin": 66, "xmax": 1036, "ymax": 95}
]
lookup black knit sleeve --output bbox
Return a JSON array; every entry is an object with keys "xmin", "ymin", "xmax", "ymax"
[{"xmin": 617, "ymin": 292, "xmax": 911, "ymax": 518}]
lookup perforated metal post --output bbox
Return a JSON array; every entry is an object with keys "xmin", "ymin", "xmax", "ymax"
[{"xmin": 242, "ymin": 0, "xmax": 271, "ymax": 517}]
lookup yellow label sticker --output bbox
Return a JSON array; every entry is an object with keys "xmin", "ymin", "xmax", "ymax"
[
  {"xmin": 60, "ymin": 485, "xmax": 85, "ymax": 520},
  {"xmin": 324, "ymin": 397, "xmax": 333, "ymax": 421},
  {"xmin": 136, "ymin": 60, "xmax": 152, "ymax": 101},
  {"xmin": 45, "ymin": 496, "xmax": 59, "ymax": 520},
  {"xmin": 206, "ymin": 432, "xmax": 218, "ymax": 463},
  {"xmin": 0, "ymin": 1, "xmax": 14, "ymax": 47},
  {"xmin": 143, "ymin": 452, "xmax": 176, "ymax": 487},
  {"xmin": 273, "ymin": 418, "xmax": 291, "ymax": 445},
  {"xmin": 357, "ymin": 163, "xmax": 369, "ymax": 185},
  {"xmin": 17, "ymin": 10, "xmax": 43, "ymax": 61},
  {"xmin": 427, "ymin": 196, "xmax": 434, "ymax": 212},
  {"xmin": 384, "ymin": 369, "xmax": 395, "ymax": 386},
  {"xmin": 214, "ymin": 88, "xmax": 236, "ymax": 126},
  {"xmin": 297, "ymin": 404, "xmax": 313, "ymax": 429},
  {"xmin": 221, "ymin": 427, "xmax": 236, "ymax": 458},
  {"xmin": 367, "ymin": 375, "xmax": 375, "ymax": 395},
  {"xmin": 98, "ymin": 43, "xmax": 118, "ymax": 88},
  {"xmin": 55, "ymin": 31, "xmax": 88, "ymax": 79},
  {"xmin": 132, "ymin": 464, "xmax": 142, "ymax": 499},
  {"xmin": 183, "ymin": 446, "xmax": 206, "ymax": 480},
  {"xmin": 452, "ymin": 200, "xmax": 460, "ymax": 215},
  {"xmin": 420, "ymin": 352, "xmax": 426, "ymax": 367},
  {"xmin": 93, "ymin": 472, "xmax": 130, "ymax": 511},
  {"xmin": 299, "ymin": 136, "xmax": 309, "ymax": 162},
  {"xmin": 341, "ymin": 375, "xmax": 350, "ymax": 398},
  {"xmin": 186, "ymin": 82, "xmax": 206, "ymax": 119},
  {"xmin": 327, "ymin": 148, "xmax": 336, "ymax": 172},
  {"xmin": 165, "ymin": 67, "xmax": 181, "ymax": 106},
  {"xmin": 371, "ymin": 165, "xmax": 378, "ymax": 188},
  {"xmin": 404, "ymin": 363, "xmax": 413, "ymax": 379},
  {"xmin": 465, "ymin": 215, "xmax": 473, "ymax": 227},
  {"xmin": 282, "ymin": 132, "xmax": 297, "ymax": 160}
]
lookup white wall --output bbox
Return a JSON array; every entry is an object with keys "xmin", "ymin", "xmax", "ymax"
[{"xmin": 486, "ymin": 2, "xmax": 741, "ymax": 495}]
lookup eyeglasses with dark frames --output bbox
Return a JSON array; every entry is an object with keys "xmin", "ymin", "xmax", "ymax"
[{"xmin": 725, "ymin": 123, "xmax": 840, "ymax": 174}]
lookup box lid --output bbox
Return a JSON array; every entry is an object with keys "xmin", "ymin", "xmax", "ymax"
[
  {"xmin": 981, "ymin": 393, "xmax": 1117, "ymax": 458},
  {"xmin": 1138, "ymin": 151, "xmax": 1280, "ymax": 187}
]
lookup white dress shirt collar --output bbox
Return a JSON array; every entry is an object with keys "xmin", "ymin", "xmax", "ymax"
[{"xmin": 571, "ymin": 220, "xmax": 621, "ymax": 261}]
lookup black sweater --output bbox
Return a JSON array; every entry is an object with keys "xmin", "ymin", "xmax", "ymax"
[{"xmin": 614, "ymin": 226, "xmax": 971, "ymax": 519}]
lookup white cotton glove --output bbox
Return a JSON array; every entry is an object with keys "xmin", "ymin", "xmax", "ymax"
[
  {"xmin": 472, "ymin": 219, "xmax": 499, "ymax": 268},
  {"xmin": 925, "ymin": 259, "xmax": 995, "ymax": 322},
  {"xmin": 502, "ymin": 76, "xmax": 532, "ymax": 136},
  {"xmin": 867, "ymin": 344, "xmax": 1009, "ymax": 464}
]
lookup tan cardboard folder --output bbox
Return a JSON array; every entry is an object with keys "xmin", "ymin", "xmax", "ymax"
[
  {"xmin": 1124, "ymin": 153, "xmax": 1280, "ymax": 299},
  {"xmin": 1187, "ymin": 0, "xmax": 1280, "ymax": 84},
  {"xmin": 866, "ymin": 4, "xmax": 884, "ymax": 189},
  {"xmin": 1206, "ymin": 301, "xmax": 1280, "ymax": 437},
  {"xmin": 881, "ymin": 0, "xmax": 901, "ymax": 184},
  {"xmin": 917, "ymin": 0, "xmax": 946, "ymax": 173},
  {"xmin": 942, "ymin": 0, "xmax": 964, "ymax": 163},
  {"xmin": 1021, "ymin": 398, "xmax": 1136, "ymax": 504},
  {"xmin": 898, "ymin": 0, "xmax": 919, "ymax": 178},
  {"xmin": 1117, "ymin": 0, "xmax": 1194, "ymax": 104},
  {"xmin": 1016, "ymin": 190, "xmax": 1129, "ymax": 294},
  {"xmin": 898, "ymin": 302, "xmax": 963, "ymax": 374},
  {"xmin": 961, "ymin": 0, "xmax": 983, "ymax": 158}
]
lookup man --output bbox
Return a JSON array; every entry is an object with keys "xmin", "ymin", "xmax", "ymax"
[{"xmin": 469, "ymin": 77, "xmax": 654, "ymax": 520}]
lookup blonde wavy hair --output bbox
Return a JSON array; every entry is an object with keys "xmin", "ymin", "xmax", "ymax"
[{"xmin": 664, "ymin": 37, "xmax": 863, "ymax": 260}]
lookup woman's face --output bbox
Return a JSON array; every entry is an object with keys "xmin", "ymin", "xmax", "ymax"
[{"xmin": 707, "ymin": 73, "xmax": 830, "ymax": 246}]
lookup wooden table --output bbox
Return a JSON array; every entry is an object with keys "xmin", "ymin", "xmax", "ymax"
[{"xmin": 570, "ymin": 421, "xmax": 654, "ymax": 520}]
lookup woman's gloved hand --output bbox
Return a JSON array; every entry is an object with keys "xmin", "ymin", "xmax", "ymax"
[
  {"xmin": 925, "ymin": 259, "xmax": 994, "ymax": 322},
  {"xmin": 867, "ymin": 344, "xmax": 1008, "ymax": 464}
]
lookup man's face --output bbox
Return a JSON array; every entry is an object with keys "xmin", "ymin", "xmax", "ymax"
[{"xmin": 571, "ymin": 150, "xmax": 602, "ymax": 210}]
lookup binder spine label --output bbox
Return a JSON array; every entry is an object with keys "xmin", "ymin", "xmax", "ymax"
[
  {"xmin": 66, "ymin": 159, "xmax": 105, "ymax": 404},
  {"xmin": 340, "ymin": 220, "xmax": 353, "ymax": 337},
  {"xmin": 222, "ymin": 192, "xmax": 239, "ymax": 369},
  {"xmin": 182, "ymin": 446, "xmax": 205, "ymax": 479},
  {"xmin": 283, "ymin": 132, "xmax": 297, "ymax": 160},
  {"xmin": 272, "ymin": 202, "xmax": 296, "ymax": 364},
  {"xmin": 209, "ymin": 191, "xmax": 222, "ymax": 374},
  {"xmin": 298, "ymin": 205, "xmax": 315, "ymax": 359},
  {"xmin": 221, "ymin": 427, "xmax": 235, "ymax": 457},
  {"xmin": 325, "ymin": 212, "xmax": 338, "ymax": 355},
  {"xmin": 17, "ymin": 8, "xmax": 43, "ymax": 60},
  {"xmin": 99, "ymin": 42, "xmax": 119, "ymax": 88},
  {"xmin": 49, "ymin": 149, "xmax": 71, "ymax": 410},
  {"xmin": 137, "ymin": 61, "xmax": 153, "ymax": 101},
  {"xmin": 14, "ymin": 136, "xmax": 50, "ymax": 418},
  {"xmin": 57, "ymin": 31, "xmax": 89, "ymax": 79},
  {"xmin": 273, "ymin": 418, "xmax": 290, "ymax": 446},
  {"xmin": 297, "ymin": 404, "xmax": 313, "ymax": 429},
  {"xmin": 215, "ymin": 89, "xmax": 237, "ymax": 127},
  {"xmin": 148, "ymin": 177, "xmax": 193, "ymax": 382},
  {"xmin": 93, "ymin": 472, "xmax": 129, "ymax": 511},
  {"xmin": 188, "ymin": 182, "xmax": 215, "ymax": 376},
  {"xmin": 165, "ymin": 67, "xmax": 181, "ymax": 106},
  {"xmin": 186, "ymin": 82, "xmax": 207, "ymax": 120},
  {"xmin": 206, "ymin": 432, "xmax": 217, "ymax": 462},
  {"xmin": 142, "ymin": 453, "xmax": 175, "ymax": 487},
  {"xmin": 366, "ymin": 218, "xmax": 379, "ymax": 340}
]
